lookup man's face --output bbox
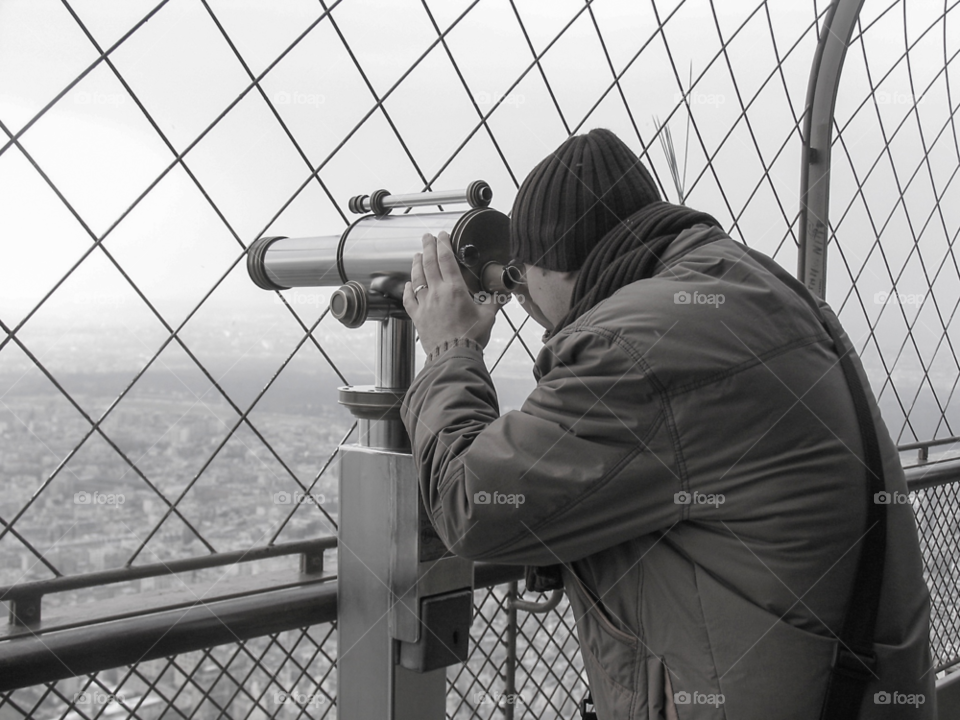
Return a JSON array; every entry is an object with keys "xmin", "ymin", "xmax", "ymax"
[
  {"xmin": 516, "ymin": 263, "xmax": 578, "ymax": 332},
  {"xmin": 518, "ymin": 265, "xmax": 552, "ymax": 330}
]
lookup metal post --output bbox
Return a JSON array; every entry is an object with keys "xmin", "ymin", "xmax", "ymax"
[
  {"xmin": 797, "ymin": 0, "xmax": 866, "ymax": 298},
  {"xmin": 504, "ymin": 580, "xmax": 518, "ymax": 720},
  {"xmin": 337, "ymin": 315, "xmax": 469, "ymax": 719}
]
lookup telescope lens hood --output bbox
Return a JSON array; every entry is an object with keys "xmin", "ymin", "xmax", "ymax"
[{"xmin": 247, "ymin": 236, "xmax": 290, "ymax": 290}]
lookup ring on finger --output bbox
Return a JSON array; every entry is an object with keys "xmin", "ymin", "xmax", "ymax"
[{"xmin": 413, "ymin": 283, "xmax": 428, "ymax": 296}]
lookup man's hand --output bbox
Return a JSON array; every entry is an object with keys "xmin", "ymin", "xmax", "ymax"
[{"xmin": 403, "ymin": 231, "xmax": 504, "ymax": 355}]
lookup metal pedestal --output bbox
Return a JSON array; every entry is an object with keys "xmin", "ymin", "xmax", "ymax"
[{"xmin": 337, "ymin": 317, "xmax": 473, "ymax": 719}]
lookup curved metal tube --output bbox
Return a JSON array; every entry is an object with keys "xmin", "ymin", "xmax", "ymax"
[
  {"xmin": 797, "ymin": 0, "xmax": 866, "ymax": 298},
  {"xmin": 508, "ymin": 588, "xmax": 564, "ymax": 614}
]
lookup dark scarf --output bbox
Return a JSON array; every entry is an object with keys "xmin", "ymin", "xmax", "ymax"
[
  {"xmin": 545, "ymin": 200, "xmax": 723, "ymax": 340},
  {"xmin": 527, "ymin": 201, "xmax": 722, "ymax": 595}
]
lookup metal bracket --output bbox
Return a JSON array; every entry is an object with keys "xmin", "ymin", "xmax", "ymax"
[
  {"xmin": 508, "ymin": 589, "xmax": 564, "ymax": 614},
  {"xmin": 300, "ymin": 550, "xmax": 324, "ymax": 575},
  {"xmin": 9, "ymin": 594, "xmax": 41, "ymax": 627}
]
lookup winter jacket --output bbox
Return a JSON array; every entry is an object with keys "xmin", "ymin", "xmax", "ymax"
[{"xmin": 400, "ymin": 225, "xmax": 935, "ymax": 719}]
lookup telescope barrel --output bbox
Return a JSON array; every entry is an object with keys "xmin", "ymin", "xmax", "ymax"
[
  {"xmin": 248, "ymin": 198, "xmax": 516, "ymax": 327},
  {"xmin": 249, "ymin": 208, "xmax": 510, "ymax": 292},
  {"xmin": 340, "ymin": 212, "xmax": 460, "ymax": 287},
  {"xmin": 247, "ymin": 234, "xmax": 341, "ymax": 290}
]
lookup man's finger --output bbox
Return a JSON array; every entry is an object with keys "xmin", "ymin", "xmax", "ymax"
[
  {"xmin": 421, "ymin": 233, "xmax": 442, "ymax": 286},
  {"xmin": 435, "ymin": 231, "xmax": 461, "ymax": 283},
  {"xmin": 402, "ymin": 281, "xmax": 417, "ymax": 315},
  {"xmin": 410, "ymin": 251, "xmax": 426, "ymax": 291}
]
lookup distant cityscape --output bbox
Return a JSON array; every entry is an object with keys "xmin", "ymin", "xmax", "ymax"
[
  {"xmin": 0, "ymin": 391, "xmax": 346, "ymax": 581},
  {"xmin": 0, "ymin": 310, "xmax": 537, "ymax": 599}
]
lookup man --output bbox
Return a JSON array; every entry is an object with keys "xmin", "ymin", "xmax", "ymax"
[{"xmin": 400, "ymin": 128, "xmax": 934, "ymax": 718}]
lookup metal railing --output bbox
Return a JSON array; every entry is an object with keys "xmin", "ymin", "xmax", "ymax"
[{"xmin": 1, "ymin": 0, "xmax": 959, "ymax": 717}]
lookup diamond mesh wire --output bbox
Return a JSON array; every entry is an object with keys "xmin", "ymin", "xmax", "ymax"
[
  {"xmin": 0, "ymin": 624, "xmax": 337, "ymax": 720},
  {"xmin": 0, "ymin": 0, "xmax": 958, "ymax": 717},
  {"xmin": 448, "ymin": 583, "xmax": 586, "ymax": 719},
  {"xmin": 912, "ymin": 480, "xmax": 960, "ymax": 672},
  {"xmin": 828, "ymin": 0, "xmax": 960, "ymax": 446}
]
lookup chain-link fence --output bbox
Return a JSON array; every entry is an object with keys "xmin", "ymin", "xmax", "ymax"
[
  {"xmin": 1, "ymin": 624, "xmax": 338, "ymax": 720},
  {"xmin": 1, "ymin": 0, "xmax": 958, "ymax": 717},
  {"xmin": 828, "ymin": 0, "xmax": 960, "ymax": 446},
  {"xmin": 911, "ymin": 477, "xmax": 960, "ymax": 673}
]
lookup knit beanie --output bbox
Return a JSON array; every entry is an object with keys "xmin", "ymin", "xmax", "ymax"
[{"xmin": 509, "ymin": 128, "xmax": 661, "ymax": 272}]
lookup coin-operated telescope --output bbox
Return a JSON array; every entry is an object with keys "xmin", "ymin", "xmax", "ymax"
[
  {"xmin": 247, "ymin": 180, "xmax": 522, "ymax": 327},
  {"xmin": 247, "ymin": 182, "xmax": 517, "ymax": 719}
]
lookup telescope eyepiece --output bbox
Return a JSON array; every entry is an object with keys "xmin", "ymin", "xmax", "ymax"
[
  {"xmin": 503, "ymin": 263, "xmax": 524, "ymax": 291},
  {"xmin": 480, "ymin": 261, "xmax": 525, "ymax": 294}
]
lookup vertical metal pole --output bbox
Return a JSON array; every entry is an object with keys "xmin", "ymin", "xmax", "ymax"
[
  {"xmin": 797, "ymin": 0, "xmax": 866, "ymax": 298},
  {"xmin": 378, "ymin": 316, "xmax": 447, "ymax": 720},
  {"xmin": 376, "ymin": 317, "xmax": 415, "ymax": 390},
  {"xmin": 504, "ymin": 580, "xmax": 518, "ymax": 720},
  {"xmin": 355, "ymin": 316, "xmax": 415, "ymax": 450},
  {"xmin": 338, "ymin": 316, "xmax": 447, "ymax": 720}
]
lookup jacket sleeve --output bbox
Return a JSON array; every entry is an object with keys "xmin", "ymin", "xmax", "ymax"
[{"xmin": 400, "ymin": 325, "xmax": 682, "ymax": 565}]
